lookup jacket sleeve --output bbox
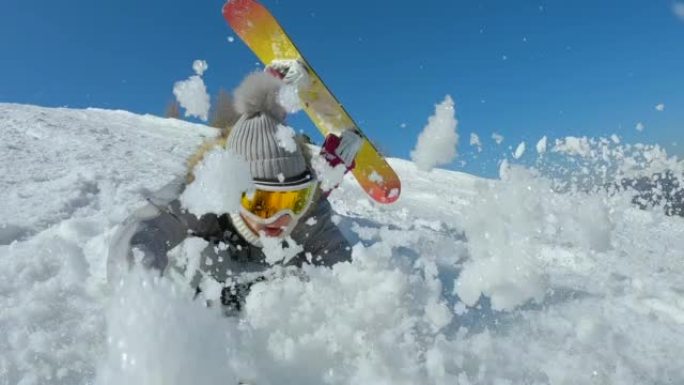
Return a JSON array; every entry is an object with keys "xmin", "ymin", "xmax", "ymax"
[
  {"xmin": 106, "ymin": 178, "xmax": 195, "ymax": 283},
  {"xmin": 290, "ymin": 196, "xmax": 352, "ymax": 267}
]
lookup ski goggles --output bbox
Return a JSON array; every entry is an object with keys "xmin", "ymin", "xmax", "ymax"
[{"xmin": 240, "ymin": 178, "xmax": 316, "ymax": 221}]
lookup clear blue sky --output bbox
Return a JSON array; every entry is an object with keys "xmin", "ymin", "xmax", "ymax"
[{"xmin": 2, "ymin": 0, "xmax": 683, "ymax": 177}]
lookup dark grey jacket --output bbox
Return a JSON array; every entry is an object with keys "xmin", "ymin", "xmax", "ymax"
[{"xmin": 107, "ymin": 177, "xmax": 352, "ymax": 292}]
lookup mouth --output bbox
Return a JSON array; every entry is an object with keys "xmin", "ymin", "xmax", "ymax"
[
  {"xmin": 240, "ymin": 211, "xmax": 292, "ymax": 238},
  {"xmin": 261, "ymin": 225, "xmax": 285, "ymax": 237}
]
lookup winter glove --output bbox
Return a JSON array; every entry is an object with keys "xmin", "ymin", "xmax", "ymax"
[
  {"xmin": 321, "ymin": 129, "xmax": 364, "ymax": 172},
  {"xmin": 265, "ymin": 59, "xmax": 311, "ymax": 88}
]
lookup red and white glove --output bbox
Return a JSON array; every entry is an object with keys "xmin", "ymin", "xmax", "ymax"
[
  {"xmin": 265, "ymin": 59, "xmax": 310, "ymax": 88},
  {"xmin": 321, "ymin": 129, "xmax": 363, "ymax": 172}
]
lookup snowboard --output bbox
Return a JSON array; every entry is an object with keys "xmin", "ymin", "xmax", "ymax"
[{"xmin": 223, "ymin": 0, "xmax": 401, "ymax": 204}]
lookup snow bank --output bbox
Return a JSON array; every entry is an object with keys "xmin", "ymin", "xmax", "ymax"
[
  {"xmin": 2, "ymin": 104, "xmax": 684, "ymax": 385},
  {"xmin": 96, "ymin": 270, "xmax": 247, "ymax": 385},
  {"xmin": 0, "ymin": 221, "xmax": 106, "ymax": 385},
  {"xmin": 456, "ymin": 166, "xmax": 613, "ymax": 310},
  {"xmin": 0, "ymin": 104, "xmax": 216, "ymax": 385}
]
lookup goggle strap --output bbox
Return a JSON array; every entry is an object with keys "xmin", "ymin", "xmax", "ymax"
[{"xmin": 252, "ymin": 171, "xmax": 314, "ymax": 189}]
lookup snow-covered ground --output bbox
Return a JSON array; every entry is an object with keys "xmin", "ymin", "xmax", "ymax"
[{"xmin": 1, "ymin": 103, "xmax": 683, "ymax": 385}]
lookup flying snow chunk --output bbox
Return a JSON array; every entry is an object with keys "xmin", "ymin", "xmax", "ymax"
[
  {"xmin": 312, "ymin": 154, "xmax": 347, "ymax": 193},
  {"xmin": 655, "ymin": 103, "xmax": 665, "ymax": 112},
  {"xmin": 636, "ymin": 122, "xmax": 645, "ymax": 132},
  {"xmin": 553, "ymin": 136, "xmax": 592, "ymax": 157},
  {"xmin": 167, "ymin": 238, "xmax": 209, "ymax": 284},
  {"xmin": 410, "ymin": 95, "xmax": 459, "ymax": 172},
  {"xmin": 470, "ymin": 133, "xmax": 482, "ymax": 152},
  {"xmin": 513, "ymin": 141, "xmax": 526, "ymax": 159},
  {"xmin": 674, "ymin": 2, "xmax": 684, "ymax": 21},
  {"xmin": 536, "ymin": 136, "xmax": 547, "ymax": 154},
  {"xmin": 425, "ymin": 300, "xmax": 453, "ymax": 331},
  {"xmin": 492, "ymin": 132, "xmax": 504, "ymax": 144},
  {"xmin": 498, "ymin": 159, "xmax": 510, "ymax": 180},
  {"xmin": 453, "ymin": 301, "xmax": 468, "ymax": 315},
  {"xmin": 260, "ymin": 236, "xmax": 303, "ymax": 265},
  {"xmin": 275, "ymin": 124, "xmax": 297, "ymax": 153},
  {"xmin": 277, "ymin": 84, "xmax": 303, "ymax": 113},
  {"xmin": 192, "ymin": 60, "xmax": 208, "ymax": 76},
  {"xmin": 180, "ymin": 147, "xmax": 253, "ymax": 217},
  {"xmin": 227, "ymin": 36, "xmax": 235, "ymax": 43},
  {"xmin": 173, "ymin": 61, "xmax": 211, "ymax": 122}
]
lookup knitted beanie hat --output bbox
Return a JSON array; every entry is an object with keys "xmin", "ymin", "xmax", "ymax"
[{"xmin": 227, "ymin": 72, "xmax": 309, "ymax": 184}]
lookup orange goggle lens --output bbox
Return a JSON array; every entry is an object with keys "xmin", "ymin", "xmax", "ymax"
[{"xmin": 240, "ymin": 184, "xmax": 315, "ymax": 220}]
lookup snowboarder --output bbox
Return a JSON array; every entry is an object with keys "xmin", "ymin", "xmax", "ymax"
[{"xmin": 108, "ymin": 63, "xmax": 363, "ymax": 311}]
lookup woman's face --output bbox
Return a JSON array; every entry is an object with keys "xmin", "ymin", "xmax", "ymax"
[{"xmin": 240, "ymin": 212, "xmax": 294, "ymax": 238}]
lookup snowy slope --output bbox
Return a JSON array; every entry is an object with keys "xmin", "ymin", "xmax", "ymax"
[{"xmin": 1, "ymin": 104, "xmax": 684, "ymax": 385}]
